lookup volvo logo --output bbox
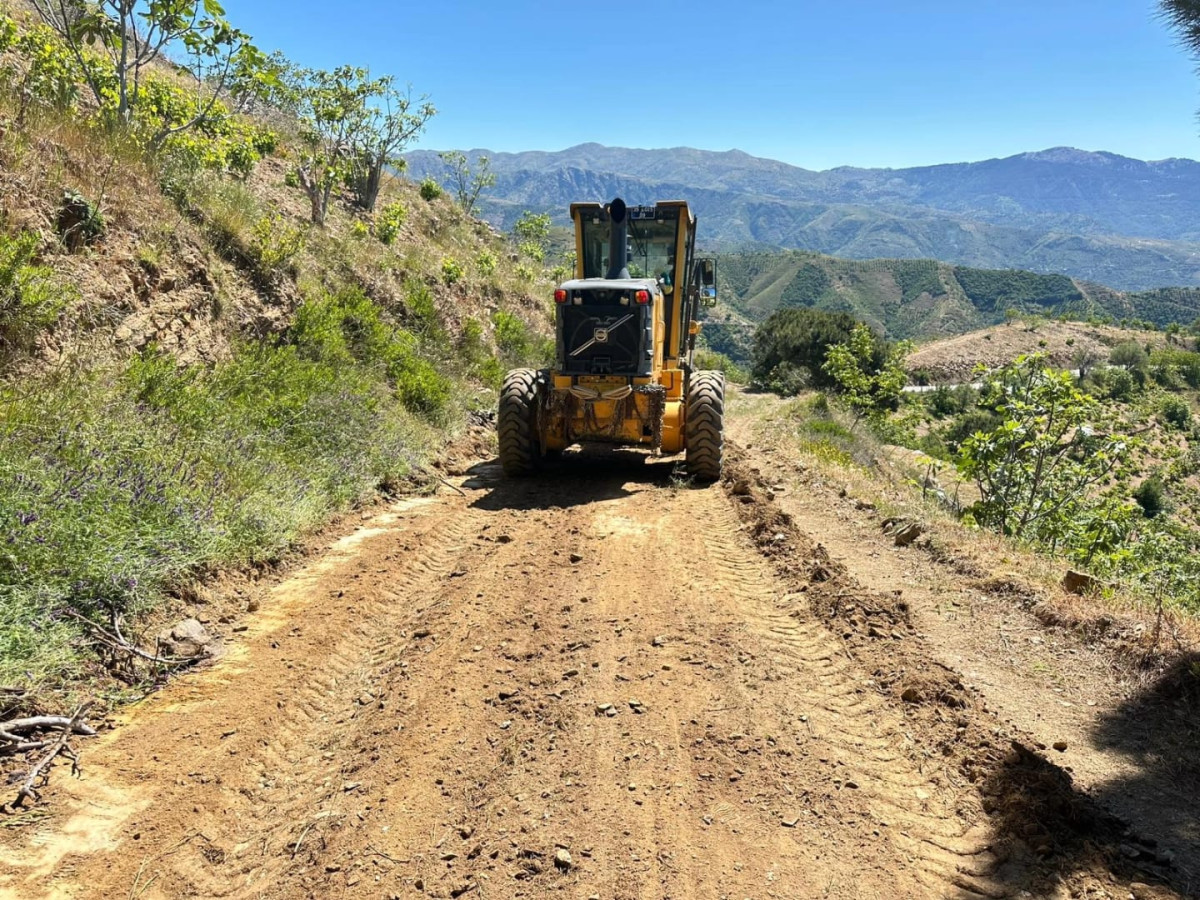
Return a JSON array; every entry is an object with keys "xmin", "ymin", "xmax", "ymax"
[{"xmin": 593, "ymin": 327, "xmax": 610, "ymax": 344}]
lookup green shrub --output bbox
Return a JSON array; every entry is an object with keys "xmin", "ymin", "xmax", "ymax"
[
  {"xmin": 251, "ymin": 214, "xmax": 306, "ymax": 276},
  {"xmin": 350, "ymin": 219, "xmax": 369, "ymax": 240},
  {"xmin": 1094, "ymin": 366, "xmax": 1136, "ymax": 401},
  {"xmin": 1110, "ymin": 341, "xmax": 1149, "ymax": 370},
  {"xmin": 693, "ymin": 348, "xmax": 749, "ymax": 384},
  {"xmin": 752, "ymin": 307, "xmax": 884, "ymax": 391},
  {"xmin": 1159, "ymin": 394, "xmax": 1191, "ymax": 430},
  {"xmin": 402, "ymin": 278, "xmax": 441, "ymax": 335},
  {"xmin": 927, "ymin": 384, "xmax": 977, "ymax": 419},
  {"xmin": 476, "ymin": 249, "xmax": 497, "ymax": 276},
  {"xmin": 376, "ymin": 201, "xmax": 407, "ymax": 245},
  {"xmin": 756, "ymin": 362, "xmax": 811, "ymax": 396},
  {"xmin": 441, "ymin": 256, "xmax": 463, "ymax": 285},
  {"xmin": 289, "ymin": 286, "xmax": 451, "ymax": 419},
  {"xmin": 1133, "ymin": 477, "xmax": 1167, "ymax": 519},
  {"xmin": 0, "ymin": 230, "xmax": 71, "ymax": 357},
  {"xmin": 1150, "ymin": 348, "xmax": 1200, "ymax": 388},
  {"xmin": 0, "ymin": 19, "xmax": 81, "ymax": 111},
  {"xmin": 943, "ymin": 408, "xmax": 1002, "ymax": 452},
  {"xmin": 0, "ymin": 335, "xmax": 433, "ymax": 692},
  {"xmin": 518, "ymin": 240, "xmax": 545, "ymax": 263},
  {"xmin": 419, "ymin": 177, "xmax": 443, "ymax": 201}
]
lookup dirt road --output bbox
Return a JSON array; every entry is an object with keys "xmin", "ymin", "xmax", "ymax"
[{"xmin": 0, "ymin": 424, "xmax": 1188, "ymax": 898}]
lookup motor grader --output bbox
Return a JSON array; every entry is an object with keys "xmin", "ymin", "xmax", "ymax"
[{"xmin": 498, "ymin": 197, "xmax": 724, "ymax": 480}]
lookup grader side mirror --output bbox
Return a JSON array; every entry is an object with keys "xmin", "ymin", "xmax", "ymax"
[{"xmin": 695, "ymin": 258, "xmax": 717, "ymax": 307}]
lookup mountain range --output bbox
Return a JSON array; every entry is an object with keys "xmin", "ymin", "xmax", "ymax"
[{"xmin": 404, "ymin": 144, "xmax": 1200, "ymax": 290}]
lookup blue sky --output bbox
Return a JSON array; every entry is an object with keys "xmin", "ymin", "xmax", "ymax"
[{"xmin": 231, "ymin": 0, "xmax": 1200, "ymax": 170}]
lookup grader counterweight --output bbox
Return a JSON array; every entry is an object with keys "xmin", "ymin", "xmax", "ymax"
[{"xmin": 498, "ymin": 197, "xmax": 724, "ymax": 481}]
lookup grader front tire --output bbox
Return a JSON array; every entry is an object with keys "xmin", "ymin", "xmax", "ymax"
[
  {"xmin": 685, "ymin": 371, "xmax": 725, "ymax": 482},
  {"xmin": 498, "ymin": 368, "xmax": 541, "ymax": 477}
]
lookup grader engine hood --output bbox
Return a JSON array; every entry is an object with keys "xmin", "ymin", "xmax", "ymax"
[{"xmin": 555, "ymin": 280, "xmax": 656, "ymax": 377}]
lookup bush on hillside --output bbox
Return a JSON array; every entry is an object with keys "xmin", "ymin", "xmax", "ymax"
[
  {"xmin": 1159, "ymin": 394, "xmax": 1191, "ymax": 430},
  {"xmin": 419, "ymin": 177, "xmax": 443, "ymax": 201},
  {"xmin": 693, "ymin": 348, "xmax": 749, "ymax": 384},
  {"xmin": 1134, "ymin": 477, "xmax": 1167, "ymax": 519},
  {"xmin": 0, "ymin": 230, "xmax": 71, "ymax": 358},
  {"xmin": 752, "ymin": 307, "xmax": 870, "ymax": 390}
]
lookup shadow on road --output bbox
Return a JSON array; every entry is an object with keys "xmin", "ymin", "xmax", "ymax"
[
  {"xmin": 966, "ymin": 652, "xmax": 1199, "ymax": 898},
  {"xmin": 466, "ymin": 447, "xmax": 683, "ymax": 512}
]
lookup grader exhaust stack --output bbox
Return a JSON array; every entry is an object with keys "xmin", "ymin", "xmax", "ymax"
[{"xmin": 498, "ymin": 197, "xmax": 723, "ymax": 481}]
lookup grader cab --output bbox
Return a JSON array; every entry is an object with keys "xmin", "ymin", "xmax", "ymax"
[{"xmin": 498, "ymin": 197, "xmax": 724, "ymax": 481}]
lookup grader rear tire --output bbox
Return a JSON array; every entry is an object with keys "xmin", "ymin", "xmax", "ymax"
[
  {"xmin": 685, "ymin": 370, "xmax": 725, "ymax": 482},
  {"xmin": 498, "ymin": 368, "xmax": 541, "ymax": 476}
]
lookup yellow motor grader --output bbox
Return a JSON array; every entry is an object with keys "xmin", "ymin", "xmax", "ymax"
[{"xmin": 498, "ymin": 197, "xmax": 724, "ymax": 480}]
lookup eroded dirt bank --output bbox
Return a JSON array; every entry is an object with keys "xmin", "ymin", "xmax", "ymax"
[{"xmin": 0, "ymin": 443, "xmax": 1189, "ymax": 899}]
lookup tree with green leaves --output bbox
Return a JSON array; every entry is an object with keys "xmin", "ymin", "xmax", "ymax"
[
  {"xmin": 279, "ymin": 65, "xmax": 434, "ymax": 223},
  {"xmin": 29, "ymin": 0, "xmax": 268, "ymax": 142},
  {"xmin": 958, "ymin": 355, "xmax": 1132, "ymax": 547},
  {"xmin": 751, "ymin": 307, "xmax": 864, "ymax": 391},
  {"xmin": 349, "ymin": 82, "xmax": 435, "ymax": 212},
  {"xmin": 822, "ymin": 324, "xmax": 910, "ymax": 426},
  {"xmin": 439, "ymin": 150, "xmax": 494, "ymax": 217}
]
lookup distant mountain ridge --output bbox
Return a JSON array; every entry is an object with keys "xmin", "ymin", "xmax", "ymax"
[{"xmin": 404, "ymin": 144, "xmax": 1200, "ymax": 290}]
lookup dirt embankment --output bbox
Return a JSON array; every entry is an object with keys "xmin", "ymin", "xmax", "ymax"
[
  {"xmin": 907, "ymin": 321, "xmax": 1176, "ymax": 384},
  {"xmin": 0, "ymin": 429, "xmax": 1193, "ymax": 898}
]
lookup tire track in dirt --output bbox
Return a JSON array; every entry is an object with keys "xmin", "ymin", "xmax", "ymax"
[
  {"xmin": 677, "ymin": 488, "xmax": 1010, "ymax": 899},
  {"xmin": 0, "ymin": 496, "xmax": 480, "ymax": 899},
  {"xmin": 1, "ymin": 447, "xmax": 1188, "ymax": 900}
]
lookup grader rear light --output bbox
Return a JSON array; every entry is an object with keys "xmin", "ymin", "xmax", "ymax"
[
  {"xmin": 634, "ymin": 290, "xmax": 650, "ymax": 304},
  {"xmin": 554, "ymin": 289, "xmax": 568, "ymax": 303}
]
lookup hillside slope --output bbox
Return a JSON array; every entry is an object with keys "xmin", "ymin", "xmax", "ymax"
[
  {"xmin": 405, "ymin": 144, "xmax": 1200, "ymax": 289},
  {"xmin": 0, "ymin": 4, "xmax": 556, "ymax": 712},
  {"xmin": 712, "ymin": 249, "xmax": 1200, "ymax": 344}
]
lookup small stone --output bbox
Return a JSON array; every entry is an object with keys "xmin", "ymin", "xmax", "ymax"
[
  {"xmin": 901, "ymin": 687, "xmax": 923, "ymax": 703},
  {"xmin": 1063, "ymin": 570, "xmax": 1100, "ymax": 595},
  {"xmin": 554, "ymin": 848, "xmax": 572, "ymax": 871},
  {"xmin": 731, "ymin": 479, "xmax": 752, "ymax": 496},
  {"xmin": 569, "ymin": 553, "xmax": 583, "ymax": 564},
  {"xmin": 246, "ymin": 597, "xmax": 261, "ymax": 613},
  {"xmin": 651, "ymin": 635, "xmax": 666, "ymax": 647},
  {"xmin": 1052, "ymin": 741, "xmax": 1068, "ymax": 752},
  {"xmin": 413, "ymin": 627, "xmax": 432, "ymax": 639},
  {"xmin": 562, "ymin": 669, "xmax": 579, "ymax": 679},
  {"xmin": 500, "ymin": 720, "xmax": 512, "ymax": 730},
  {"xmin": 440, "ymin": 851, "xmax": 457, "ymax": 861},
  {"xmin": 893, "ymin": 522, "xmax": 924, "ymax": 547},
  {"xmin": 343, "ymin": 781, "xmax": 361, "ymax": 792},
  {"xmin": 781, "ymin": 816, "xmax": 799, "ymax": 828},
  {"xmin": 358, "ymin": 693, "xmax": 374, "ymax": 706}
]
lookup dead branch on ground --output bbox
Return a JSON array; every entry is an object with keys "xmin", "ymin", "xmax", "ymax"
[{"xmin": 11, "ymin": 701, "xmax": 93, "ymax": 808}]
